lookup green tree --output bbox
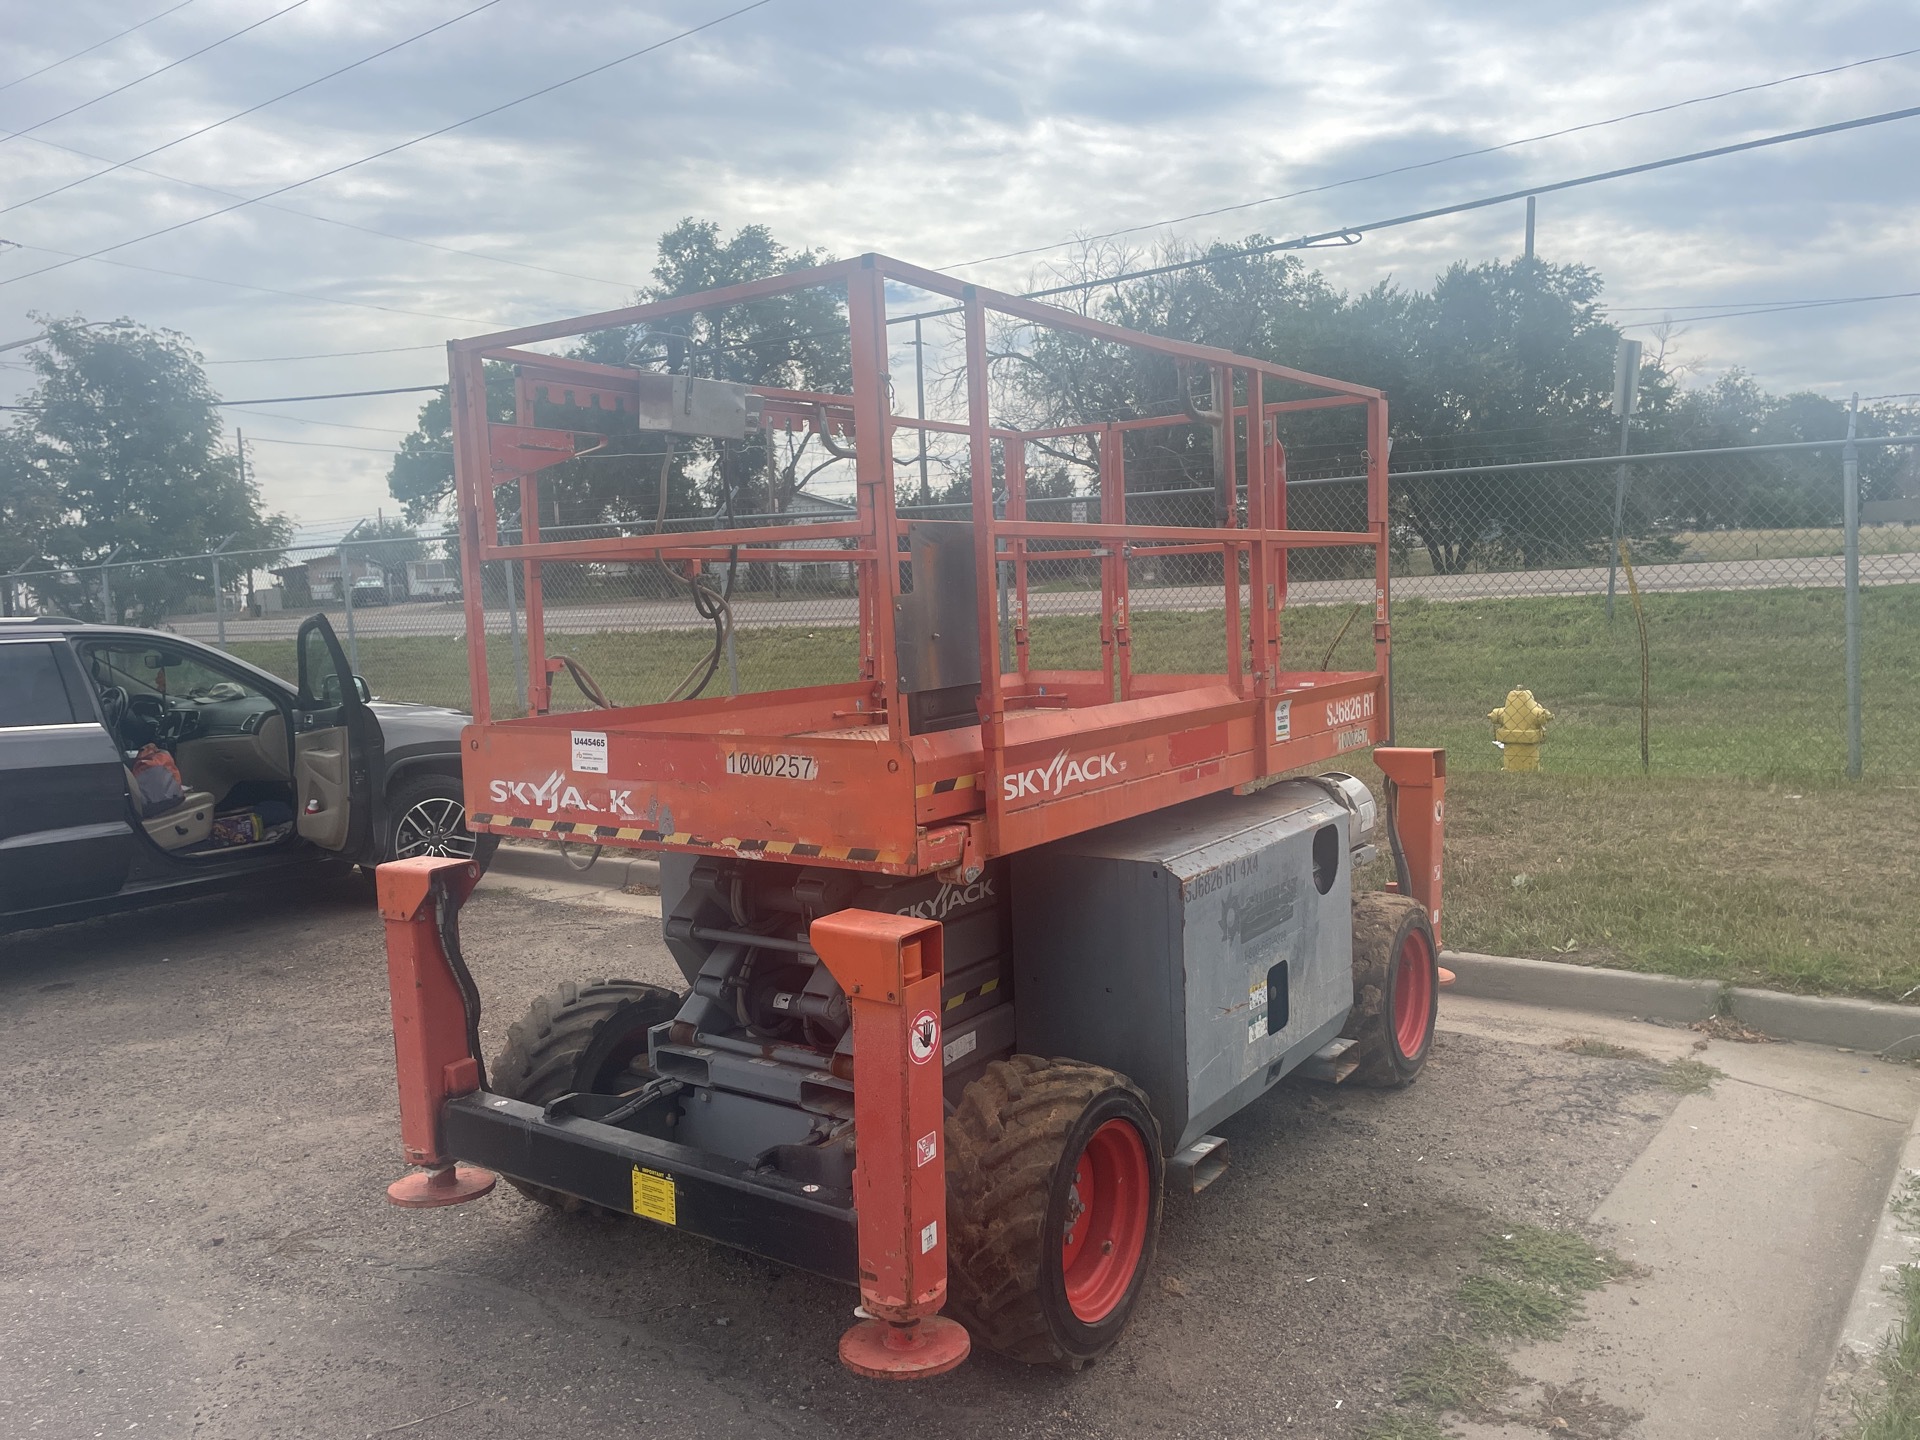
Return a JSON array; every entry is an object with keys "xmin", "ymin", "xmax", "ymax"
[
  {"xmin": 1007, "ymin": 243, "xmax": 1659, "ymax": 574},
  {"xmin": 3, "ymin": 316, "xmax": 290, "ymax": 621},
  {"xmin": 388, "ymin": 220, "xmax": 853, "ymax": 597},
  {"xmin": 386, "ymin": 360, "xmax": 516, "ymax": 524}
]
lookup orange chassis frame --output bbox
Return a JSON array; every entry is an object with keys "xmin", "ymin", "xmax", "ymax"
[{"xmin": 449, "ymin": 252, "xmax": 1441, "ymax": 931}]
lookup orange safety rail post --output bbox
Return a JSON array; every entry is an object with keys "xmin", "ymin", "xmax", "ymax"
[
  {"xmin": 377, "ymin": 856, "xmax": 497, "ymax": 1208},
  {"xmin": 809, "ymin": 909, "xmax": 971, "ymax": 1380},
  {"xmin": 1375, "ymin": 747, "xmax": 1447, "ymax": 946}
]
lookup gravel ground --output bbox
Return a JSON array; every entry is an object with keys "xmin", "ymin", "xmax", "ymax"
[{"xmin": 0, "ymin": 875, "xmax": 1680, "ymax": 1440}]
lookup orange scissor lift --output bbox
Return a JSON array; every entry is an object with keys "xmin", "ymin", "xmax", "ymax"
[{"xmin": 378, "ymin": 254, "xmax": 1445, "ymax": 1379}]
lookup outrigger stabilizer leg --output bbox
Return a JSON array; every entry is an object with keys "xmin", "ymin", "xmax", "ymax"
[
  {"xmin": 810, "ymin": 910, "xmax": 972, "ymax": 1380},
  {"xmin": 377, "ymin": 856, "xmax": 499, "ymax": 1208}
]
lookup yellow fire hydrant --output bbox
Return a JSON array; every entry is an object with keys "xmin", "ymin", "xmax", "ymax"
[{"xmin": 1489, "ymin": 688, "xmax": 1553, "ymax": 772}]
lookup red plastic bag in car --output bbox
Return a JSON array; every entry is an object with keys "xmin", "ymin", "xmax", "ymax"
[{"xmin": 131, "ymin": 744, "xmax": 184, "ymax": 814}]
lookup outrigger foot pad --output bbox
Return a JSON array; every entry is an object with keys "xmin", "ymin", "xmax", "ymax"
[
  {"xmin": 838, "ymin": 1316, "xmax": 971, "ymax": 1380},
  {"xmin": 386, "ymin": 1163, "xmax": 498, "ymax": 1208}
]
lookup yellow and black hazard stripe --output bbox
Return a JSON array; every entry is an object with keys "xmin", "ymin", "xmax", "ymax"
[
  {"xmin": 943, "ymin": 975, "xmax": 1001, "ymax": 1011},
  {"xmin": 470, "ymin": 815, "xmax": 901, "ymax": 867},
  {"xmin": 913, "ymin": 773, "xmax": 980, "ymax": 799}
]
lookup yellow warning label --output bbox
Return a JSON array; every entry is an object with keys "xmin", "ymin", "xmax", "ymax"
[{"xmin": 631, "ymin": 1166, "xmax": 677, "ymax": 1225}]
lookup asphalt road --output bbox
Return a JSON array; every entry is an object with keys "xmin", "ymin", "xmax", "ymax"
[
  {"xmin": 172, "ymin": 549, "xmax": 1920, "ymax": 642},
  {"xmin": 4, "ymin": 873, "xmax": 1912, "ymax": 1439}
]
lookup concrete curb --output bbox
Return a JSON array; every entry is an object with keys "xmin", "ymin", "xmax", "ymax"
[
  {"xmin": 1834, "ymin": 1115, "xmax": 1920, "ymax": 1363},
  {"xmin": 1443, "ymin": 951, "xmax": 1920, "ymax": 1057},
  {"xmin": 491, "ymin": 841, "xmax": 661, "ymax": 893},
  {"xmin": 1444, "ymin": 950, "xmax": 1720, "ymax": 1024}
]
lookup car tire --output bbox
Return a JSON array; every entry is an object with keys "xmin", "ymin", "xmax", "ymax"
[{"xmin": 382, "ymin": 773, "xmax": 498, "ymax": 873}]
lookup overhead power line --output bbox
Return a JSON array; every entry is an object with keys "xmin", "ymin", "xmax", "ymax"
[
  {"xmin": 226, "ymin": 407, "xmax": 414, "ymax": 434},
  {"xmin": 1011, "ymin": 102, "xmax": 1920, "ymax": 303},
  {"xmin": 1613, "ymin": 289, "xmax": 1920, "ymax": 328},
  {"xmin": 202, "ymin": 343, "xmax": 445, "ymax": 365},
  {"xmin": 244, "ymin": 434, "xmax": 413, "ymax": 454},
  {"xmin": 0, "ymin": 0, "xmax": 201, "ymax": 95},
  {"xmin": 1, "ymin": 239, "xmax": 496, "ymax": 325},
  {"xmin": 0, "ymin": 0, "xmax": 778, "ymax": 290},
  {"xmin": 951, "ymin": 45, "xmax": 1920, "ymax": 270},
  {"xmin": 0, "ymin": 0, "xmax": 311, "ymax": 146},
  {"xmin": 213, "ymin": 385, "xmax": 442, "ymax": 404},
  {"xmin": 1, "ymin": 0, "xmax": 511, "ymax": 219}
]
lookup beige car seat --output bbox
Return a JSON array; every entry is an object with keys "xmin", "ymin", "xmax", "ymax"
[{"xmin": 125, "ymin": 766, "xmax": 215, "ymax": 851}]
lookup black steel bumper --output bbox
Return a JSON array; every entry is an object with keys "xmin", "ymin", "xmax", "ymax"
[{"xmin": 441, "ymin": 1092, "xmax": 858, "ymax": 1282}]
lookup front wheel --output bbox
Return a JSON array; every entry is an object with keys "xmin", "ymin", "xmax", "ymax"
[
  {"xmin": 945, "ymin": 1056, "xmax": 1164, "ymax": 1370},
  {"xmin": 383, "ymin": 773, "xmax": 498, "ymax": 873}
]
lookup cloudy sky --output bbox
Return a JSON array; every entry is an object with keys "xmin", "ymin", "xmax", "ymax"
[{"xmin": 2, "ymin": 0, "xmax": 1915, "ymax": 539}]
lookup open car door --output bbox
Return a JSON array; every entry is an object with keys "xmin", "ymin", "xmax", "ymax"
[{"xmin": 293, "ymin": 614, "xmax": 382, "ymax": 858}]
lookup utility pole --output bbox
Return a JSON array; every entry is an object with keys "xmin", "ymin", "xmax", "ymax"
[
  {"xmin": 98, "ymin": 544, "xmax": 125, "ymax": 623},
  {"xmin": 1524, "ymin": 196, "xmax": 1536, "ymax": 260}
]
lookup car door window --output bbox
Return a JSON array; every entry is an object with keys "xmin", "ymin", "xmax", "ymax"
[
  {"xmin": 0, "ymin": 643, "xmax": 78, "ymax": 727},
  {"xmin": 87, "ymin": 645, "xmax": 266, "ymax": 705},
  {"xmin": 299, "ymin": 623, "xmax": 348, "ymax": 705}
]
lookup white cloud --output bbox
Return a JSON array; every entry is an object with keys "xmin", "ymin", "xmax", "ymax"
[{"xmin": 2, "ymin": 0, "xmax": 1915, "ymax": 526}]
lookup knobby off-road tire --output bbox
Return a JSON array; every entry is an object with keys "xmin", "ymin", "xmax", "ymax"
[
  {"xmin": 1340, "ymin": 892, "xmax": 1440, "ymax": 1087},
  {"xmin": 491, "ymin": 978, "xmax": 683, "ymax": 1213},
  {"xmin": 944, "ymin": 1055, "xmax": 1164, "ymax": 1370}
]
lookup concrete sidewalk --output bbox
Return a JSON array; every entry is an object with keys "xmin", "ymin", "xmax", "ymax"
[{"xmin": 1437, "ymin": 996, "xmax": 1920, "ymax": 1440}]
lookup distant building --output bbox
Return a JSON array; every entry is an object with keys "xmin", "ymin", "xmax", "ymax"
[
  {"xmin": 405, "ymin": 557, "xmax": 460, "ymax": 598},
  {"xmin": 273, "ymin": 552, "xmax": 381, "ymax": 603}
]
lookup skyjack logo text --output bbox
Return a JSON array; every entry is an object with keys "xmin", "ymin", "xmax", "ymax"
[
  {"xmin": 897, "ymin": 875, "xmax": 997, "ymax": 921},
  {"xmin": 488, "ymin": 771, "xmax": 637, "ymax": 817},
  {"xmin": 1001, "ymin": 751, "xmax": 1123, "ymax": 802}
]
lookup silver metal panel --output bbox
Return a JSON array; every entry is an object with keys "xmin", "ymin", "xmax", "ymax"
[
  {"xmin": 892, "ymin": 522, "xmax": 981, "ymax": 695},
  {"xmin": 1011, "ymin": 782, "xmax": 1357, "ymax": 1155},
  {"xmin": 625, "ymin": 373, "xmax": 755, "ymax": 441}
]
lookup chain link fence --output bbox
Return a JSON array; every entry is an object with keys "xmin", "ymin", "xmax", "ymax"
[{"xmin": 5, "ymin": 436, "xmax": 1914, "ymax": 781}]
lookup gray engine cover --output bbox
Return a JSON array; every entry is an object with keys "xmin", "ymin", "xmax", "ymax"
[{"xmin": 1010, "ymin": 781, "xmax": 1356, "ymax": 1154}]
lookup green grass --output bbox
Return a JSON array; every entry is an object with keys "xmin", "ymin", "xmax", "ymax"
[
  {"xmin": 1456, "ymin": 1272, "xmax": 1575, "ymax": 1341},
  {"xmin": 1454, "ymin": 1225, "xmax": 1633, "ymax": 1343},
  {"xmin": 1657, "ymin": 1059, "xmax": 1725, "ymax": 1094},
  {"xmin": 1481, "ymin": 1225, "xmax": 1635, "ymax": 1292},
  {"xmin": 1359, "ymin": 1411, "xmax": 1454, "ymax": 1440},
  {"xmin": 224, "ymin": 585, "xmax": 1920, "ymax": 1000},
  {"xmin": 1560, "ymin": 1037, "xmax": 1650, "ymax": 1061},
  {"xmin": 1375, "ymin": 1226, "xmax": 1634, "ymax": 1435},
  {"xmin": 1854, "ymin": 1266, "xmax": 1920, "ymax": 1439},
  {"xmin": 1396, "ymin": 1338, "xmax": 1516, "ymax": 1414}
]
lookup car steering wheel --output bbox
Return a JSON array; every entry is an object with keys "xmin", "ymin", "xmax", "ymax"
[{"xmin": 98, "ymin": 685, "xmax": 129, "ymax": 735}]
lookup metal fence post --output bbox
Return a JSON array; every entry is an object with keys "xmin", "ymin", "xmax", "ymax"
[
  {"xmin": 1843, "ymin": 395, "xmax": 1863, "ymax": 780},
  {"xmin": 342, "ymin": 541, "xmax": 361, "ymax": 677},
  {"xmin": 1605, "ymin": 338, "xmax": 1643, "ymax": 618},
  {"xmin": 210, "ymin": 534, "xmax": 236, "ymax": 648}
]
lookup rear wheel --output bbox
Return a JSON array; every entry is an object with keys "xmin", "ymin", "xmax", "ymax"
[
  {"xmin": 492, "ymin": 978, "xmax": 684, "ymax": 1212},
  {"xmin": 1341, "ymin": 892, "xmax": 1440, "ymax": 1087},
  {"xmin": 944, "ymin": 1056, "xmax": 1163, "ymax": 1370}
]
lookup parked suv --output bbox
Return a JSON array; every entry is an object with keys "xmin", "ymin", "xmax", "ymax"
[{"xmin": 0, "ymin": 613, "xmax": 494, "ymax": 932}]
